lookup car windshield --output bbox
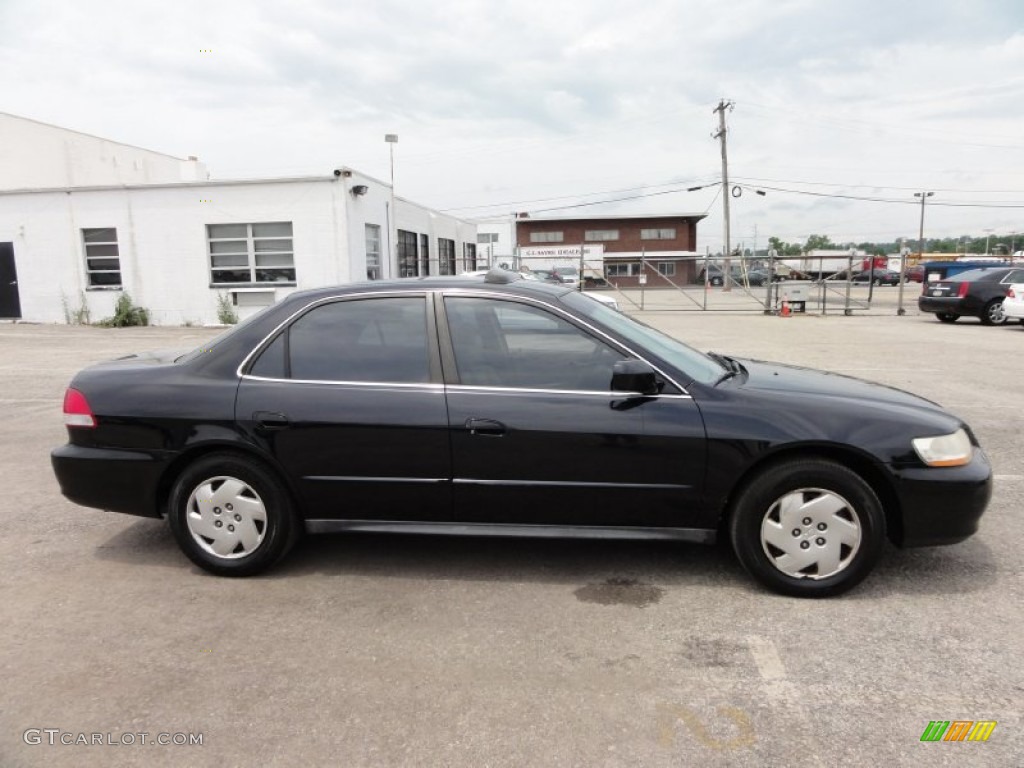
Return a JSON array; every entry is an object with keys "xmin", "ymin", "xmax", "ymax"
[{"xmin": 561, "ymin": 291, "xmax": 724, "ymax": 385}]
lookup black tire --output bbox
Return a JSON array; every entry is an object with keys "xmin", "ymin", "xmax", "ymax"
[
  {"xmin": 873, "ymin": 278, "xmax": 882, "ymax": 287},
  {"xmin": 980, "ymin": 299, "xmax": 1007, "ymax": 326},
  {"xmin": 711, "ymin": 276, "xmax": 723, "ymax": 286},
  {"xmin": 168, "ymin": 453, "xmax": 299, "ymax": 576},
  {"xmin": 937, "ymin": 313, "xmax": 958, "ymax": 323},
  {"xmin": 728, "ymin": 459, "xmax": 886, "ymax": 597}
]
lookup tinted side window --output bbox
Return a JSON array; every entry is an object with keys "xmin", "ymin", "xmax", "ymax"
[
  {"xmin": 249, "ymin": 332, "xmax": 286, "ymax": 378},
  {"xmin": 288, "ymin": 297, "xmax": 430, "ymax": 383},
  {"xmin": 445, "ymin": 297, "xmax": 624, "ymax": 390}
]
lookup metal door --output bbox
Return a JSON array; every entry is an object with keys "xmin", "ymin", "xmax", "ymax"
[{"xmin": 0, "ymin": 243, "xmax": 21, "ymax": 319}]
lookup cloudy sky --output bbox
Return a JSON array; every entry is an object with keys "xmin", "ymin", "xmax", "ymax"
[{"xmin": 2, "ymin": 0, "xmax": 1022, "ymax": 251}]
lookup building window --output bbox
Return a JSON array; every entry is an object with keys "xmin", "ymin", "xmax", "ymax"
[
  {"xmin": 657, "ymin": 262, "xmax": 676, "ymax": 276},
  {"xmin": 606, "ymin": 262, "xmax": 639, "ymax": 277},
  {"xmin": 398, "ymin": 230, "xmax": 418, "ymax": 277},
  {"xmin": 477, "ymin": 233, "xmax": 499, "ymax": 244},
  {"xmin": 529, "ymin": 231, "xmax": 564, "ymax": 243},
  {"xmin": 641, "ymin": 228, "xmax": 677, "ymax": 240},
  {"xmin": 585, "ymin": 230, "xmax": 619, "ymax": 241},
  {"xmin": 208, "ymin": 222, "xmax": 295, "ymax": 284},
  {"xmin": 365, "ymin": 224, "xmax": 381, "ymax": 280},
  {"xmin": 419, "ymin": 233, "xmax": 430, "ymax": 276},
  {"xmin": 439, "ymin": 238, "xmax": 456, "ymax": 275},
  {"xmin": 463, "ymin": 242, "xmax": 477, "ymax": 272},
  {"xmin": 83, "ymin": 228, "xmax": 122, "ymax": 287}
]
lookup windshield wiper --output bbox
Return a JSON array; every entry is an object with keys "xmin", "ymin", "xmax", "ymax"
[{"xmin": 708, "ymin": 352, "xmax": 744, "ymax": 384}]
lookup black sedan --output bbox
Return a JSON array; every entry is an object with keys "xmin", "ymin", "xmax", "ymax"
[
  {"xmin": 852, "ymin": 269, "xmax": 902, "ymax": 286},
  {"xmin": 52, "ymin": 270, "xmax": 992, "ymax": 597},
  {"xmin": 918, "ymin": 266, "xmax": 1024, "ymax": 324}
]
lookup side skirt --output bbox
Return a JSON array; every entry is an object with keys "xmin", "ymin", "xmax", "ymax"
[{"xmin": 304, "ymin": 519, "xmax": 716, "ymax": 544}]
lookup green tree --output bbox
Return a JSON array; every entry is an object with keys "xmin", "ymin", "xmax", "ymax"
[{"xmin": 804, "ymin": 234, "xmax": 836, "ymax": 251}]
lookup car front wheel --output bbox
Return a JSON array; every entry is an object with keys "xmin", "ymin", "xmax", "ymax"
[
  {"xmin": 729, "ymin": 459, "xmax": 885, "ymax": 597},
  {"xmin": 981, "ymin": 299, "xmax": 1007, "ymax": 326},
  {"xmin": 168, "ymin": 453, "xmax": 299, "ymax": 576}
]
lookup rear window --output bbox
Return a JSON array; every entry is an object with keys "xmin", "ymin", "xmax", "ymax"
[{"xmin": 952, "ymin": 269, "xmax": 1008, "ymax": 282}]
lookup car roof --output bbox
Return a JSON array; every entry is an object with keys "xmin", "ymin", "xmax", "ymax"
[{"xmin": 281, "ymin": 271, "xmax": 574, "ymax": 304}]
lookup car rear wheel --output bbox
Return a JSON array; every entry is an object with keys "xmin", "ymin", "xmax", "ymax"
[
  {"xmin": 728, "ymin": 459, "xmax": 885, "ymax": 597},
  {"xmin": 168, "ymin": 453, "xmax": 299, "ymax": 576},
  {"xmin": 981, "ymin": 299, "xmax": 1007, "ymax": 326},
  {"xmin": 936, "ymin": 313, "xmax": 958, "ymax": 323}
]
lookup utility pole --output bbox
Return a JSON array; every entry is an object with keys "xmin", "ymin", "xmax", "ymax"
[{"xmin": 713, "ymin": 99, "xmax": 734, "ymax": 291}]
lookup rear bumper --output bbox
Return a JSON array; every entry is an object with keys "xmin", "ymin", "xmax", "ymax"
[
  {"xmin": 51, "ymin": 444, "xmax": 170, "ymax": 518},
  {"xmin": 891, "ymin": 449, "xmax": 992, "ymax": 547},
  {"xmin": 918, "ymin": 296, "xmax": 966, "ymax": 315}
]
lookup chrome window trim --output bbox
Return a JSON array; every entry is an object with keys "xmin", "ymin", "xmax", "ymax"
[
  {"xmin": 243, "ymin": 374, "xmax": 445, "ymax": 392},
  {"xmin": 446, "ymin": 384, "xmax": 692, "ymax": 400},
  {"xmin": 236, "ymin": 287, "xmax": 693, "ymax": 397},
  {"xmin": 236, "ymin": 290, "xmax": 432, "ymax": 379},
  {"xmin": 440, "ymin": 289, "xmax": 692, "ymax": 395}
]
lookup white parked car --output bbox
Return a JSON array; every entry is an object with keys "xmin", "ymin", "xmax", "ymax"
[{"xmin": 1002, "ymin": 284, "xmax": 1024, "ymax": 325}]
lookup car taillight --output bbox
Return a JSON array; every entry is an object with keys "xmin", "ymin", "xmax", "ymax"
[
  {"xmin": 1009, "ymin": 288, "xmax": 1017, "ymax": 299},
  {"xmin": 958, "ymin": 282, "xmax": 970, "ymax": 297},
  {"xmin": 63, "ymin": 388, "xmax": 96, "ymax": 428}
]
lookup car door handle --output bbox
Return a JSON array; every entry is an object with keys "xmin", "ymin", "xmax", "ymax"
[
  {"xmin": 253, "ymin": 411, "xmax": 290, "ymax": 430},
  {"xmin": 464, "ymin": 417, "xmax": 506, "ymax": 436}
]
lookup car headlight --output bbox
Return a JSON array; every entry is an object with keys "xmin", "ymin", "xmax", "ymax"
[{"xmin": 912, "ymin": 428, "xmax": 973, "ymax": 467}]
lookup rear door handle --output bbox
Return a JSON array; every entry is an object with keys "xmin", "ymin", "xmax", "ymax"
[
  {"xmin": 465, "ymin": 417, "xmax": 506, "ymax": 436},
  {"xmin": 253, "ymin": 410, "xmax": 290, "ymax": 430}
]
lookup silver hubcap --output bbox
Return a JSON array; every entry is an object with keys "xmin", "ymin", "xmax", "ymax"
[
  {"xmin": 760, "ymin": 488, "xmax": 862, "ymax": 579},
  {"xmin": 989, "ymin": 303, "xmax": 1005, "ymax": 323},
  {"xmin": 185, "ymin": 476, "xmax": 268, "ymax": 559}
]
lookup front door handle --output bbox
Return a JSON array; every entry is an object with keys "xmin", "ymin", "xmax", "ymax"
[
  {"xmin": 465, "ymin": 417, "xmax": 506, "ymax": 436},
  {"xmin": 253, "ymin": 410, "xmax": 290, "ymax": 431}
]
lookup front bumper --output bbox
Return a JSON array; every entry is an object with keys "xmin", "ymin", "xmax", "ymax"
[
  {"xmin": 1003, "ymin": 302, "xmax": 1024, "ymax": 320},
  {"xmin": 891, "ymin": 449, "xmax": 992, "ymax": 547},
  {"xmin": 51, "ymin": 444, "xmax": 171, "ymax": 518}
]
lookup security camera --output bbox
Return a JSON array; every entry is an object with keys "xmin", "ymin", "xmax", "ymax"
[
  {"xmin": 351, "ymin": 185, "xmax": 369, "ymax": 196},
  {"xmin": 333, "ymin": 169, "xmax": 342, "ymax": 177},
  {"xmin": 333, "ymin": 168, "xmax": 352, "ymax": 178}
]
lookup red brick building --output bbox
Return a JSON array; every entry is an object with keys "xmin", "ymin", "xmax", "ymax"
[{"xmin": 514, "ymin": 213, "xmax": 706, "ymax": 288}]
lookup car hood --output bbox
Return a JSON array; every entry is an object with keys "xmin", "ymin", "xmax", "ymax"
[{"xmin": 734, "ymin": 357, "xmax": 943, "ymax": 412}]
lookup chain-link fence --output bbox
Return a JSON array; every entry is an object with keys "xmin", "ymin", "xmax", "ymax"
[{"xmin": 515, "ymin": 251, "xmax": 914, "ymax": 315}]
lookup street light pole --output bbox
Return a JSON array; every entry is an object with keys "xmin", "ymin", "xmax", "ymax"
[
  {"xmin": 900, "ymin": 191, "xmax": 933, "ymax": 316},
  {"xmin": 385, "ymin": 133, "xmax": 398, "ymax": 274}
]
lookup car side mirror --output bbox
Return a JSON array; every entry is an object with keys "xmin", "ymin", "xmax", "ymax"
[{"xmin": 611, "ymin": 360, "xmax": 661, "ymax": 395}]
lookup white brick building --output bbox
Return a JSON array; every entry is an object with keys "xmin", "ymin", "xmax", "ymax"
[{"xmin": 0, "ymin": 113, "xmax": 477, "ymax": 324}]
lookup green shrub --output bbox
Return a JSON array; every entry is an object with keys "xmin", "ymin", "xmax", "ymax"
[
  {"xmin": 99, "ymin": 293, "xmax": 150, "ymax": 327},
  {"xmin": 216, "ymin": 292, "xmax": 239, "ymax": 325}
]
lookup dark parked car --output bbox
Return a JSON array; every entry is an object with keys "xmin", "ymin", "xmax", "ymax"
[
  {"xmin": 905, "ymin": 265, "xmax": 925, "ymax": 283},
  {"xmin": 53, "ymin": 270, "xmax": 992, "ymax": 597},
  {"xmin": 918, "ymin": 266, "xmax": 1024, "ymax": 324},
  {"xmin": 852, "ymin": 269, "xmax": 902, "ymax": 286}
]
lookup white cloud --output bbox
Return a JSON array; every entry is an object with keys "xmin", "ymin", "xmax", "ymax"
[{"xmin": 1, "ymin": 0, "xmax": 1022, "ymax": 249}]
